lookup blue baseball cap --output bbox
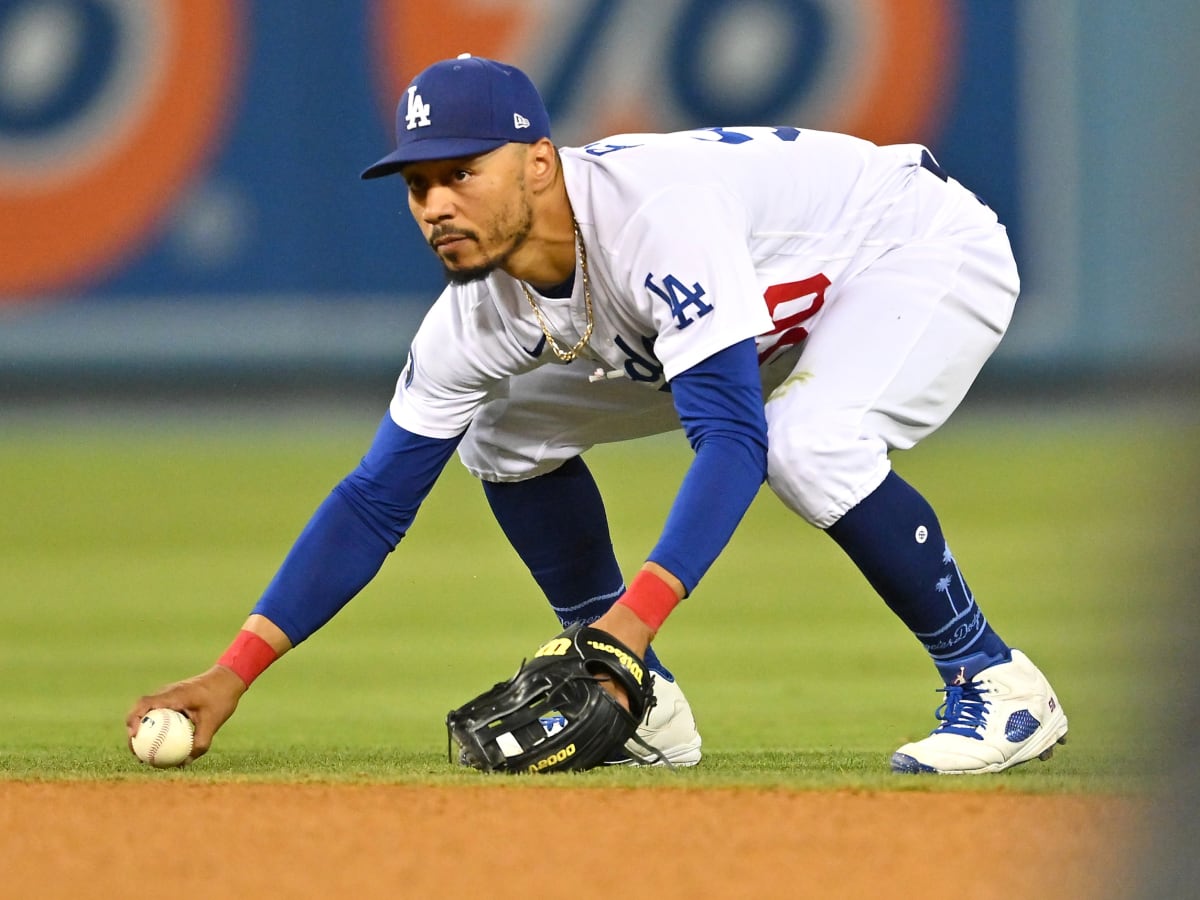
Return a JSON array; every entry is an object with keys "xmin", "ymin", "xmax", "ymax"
[{"xmin": 361, "ymin": 54, "xmax": 551, "ymax": 180}]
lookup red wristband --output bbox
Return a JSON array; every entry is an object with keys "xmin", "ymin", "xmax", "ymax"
[
  {"xmin": 616, "ymin": 570, "xmax": 681, "ymax": 632},
  {"xmin": 217, "ymin": 630, "xmax": 278, "ymax": 688}
]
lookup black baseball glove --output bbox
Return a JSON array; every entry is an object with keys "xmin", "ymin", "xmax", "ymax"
[{"xmin": 446, "ymin": 624, "xmax": 659, "ymax": 774}]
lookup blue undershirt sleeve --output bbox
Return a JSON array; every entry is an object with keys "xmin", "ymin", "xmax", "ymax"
[
  {"xmin": 251, "ymin": 414, "xmax": 461, "ymax": 644},
  {"xmin": 647, "ymin": 338, "xmax": 768, "ymax": 592}
]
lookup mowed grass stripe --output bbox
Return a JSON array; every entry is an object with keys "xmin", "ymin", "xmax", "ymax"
[{"xmin": 1, "ymin": 406, "xmax": 1194, "ymax": 789}]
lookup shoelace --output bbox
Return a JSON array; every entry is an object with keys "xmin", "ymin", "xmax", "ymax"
[{"xmin": 932, "ymin": 681, "xmax": 990, "ymax": 740}]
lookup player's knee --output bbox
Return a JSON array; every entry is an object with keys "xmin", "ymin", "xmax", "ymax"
[
  {"xmin": 766, "ymin": 424, "xmax": 889, "ymax": 528},
  {"xmin": 458, "ymin": 427, "xmax": 573, "ymax": 483}
]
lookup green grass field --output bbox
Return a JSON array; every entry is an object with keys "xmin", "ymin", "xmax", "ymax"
[{"xmin": 2, "ymin": 398, "xmax": 1196, "ymax": 792}]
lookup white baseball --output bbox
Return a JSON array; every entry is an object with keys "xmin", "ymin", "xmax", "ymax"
[{"xmin": 133, "ymin": 708, "xmax": 195, "ymax": 768}]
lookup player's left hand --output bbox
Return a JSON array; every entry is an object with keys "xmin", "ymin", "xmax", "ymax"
[
  {"xmin": 446, "ymin": 623, "xmax": 656, "ymax": 773},
  {"xmin": 591, "ymin": 604, "xmax": 655, "ymax": 711}
]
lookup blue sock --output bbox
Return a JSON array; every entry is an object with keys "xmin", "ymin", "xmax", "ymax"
[
  {"xmin": 825, "ymin": 471, "xmax": 1010, "ymax": 683},
  {"xmin": 481, "ymin": 456, "xmax": 674, "ymax": 680}
]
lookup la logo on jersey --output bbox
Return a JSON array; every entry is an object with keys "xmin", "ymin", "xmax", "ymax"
[
  {"xmin": 405, "ymin": 85, "xmax": 431, "ymax": 130},
  {"xmin": 645, "ymin": 273, "xmax": 713, "ymax": 330}
]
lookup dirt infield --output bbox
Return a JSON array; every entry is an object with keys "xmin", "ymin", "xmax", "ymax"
[{"xmin": 2, "ymin": 782, "xmax": 1143, "ymax": 899}]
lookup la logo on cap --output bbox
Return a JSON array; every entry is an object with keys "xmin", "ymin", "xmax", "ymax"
[{"xmin": 405, "ymin": 84, "xmax": 431, "ymax": 130}]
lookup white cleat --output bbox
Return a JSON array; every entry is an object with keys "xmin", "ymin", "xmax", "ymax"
[
  {"xmin": 891, "ymin": 650, "xmax": 1068, "ymax": 775},
  {"xmin": 610, "ymin": 675, "xmax": 703, "ymax": 767}
]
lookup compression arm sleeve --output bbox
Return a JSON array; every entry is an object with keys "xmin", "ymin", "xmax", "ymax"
[
  {"xmin": 647, "ymin": 338, "xmax": 767, "ymax": 591},
  {"xmin": 251, "ymin": 415, "xmax": 461, "ymax": 644}
]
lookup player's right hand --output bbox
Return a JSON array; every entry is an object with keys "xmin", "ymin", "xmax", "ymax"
[{"xmin": 126, "ymin": 665, "xmax": 248, "ymax": 759}]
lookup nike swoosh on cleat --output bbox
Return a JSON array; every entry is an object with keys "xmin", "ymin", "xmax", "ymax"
[{"xmin": 522, "ymin": 334, "xmax": 547, "ymax": 358}]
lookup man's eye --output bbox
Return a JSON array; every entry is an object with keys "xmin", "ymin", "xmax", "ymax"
[{"xmin": 454, "ymin": 169, "xmax": 471, "ymax": 181}]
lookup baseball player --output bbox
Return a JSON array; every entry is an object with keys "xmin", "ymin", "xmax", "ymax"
[{"xmin": 128, "ymin": 55, "xmax": 1067, "ymax": 774}]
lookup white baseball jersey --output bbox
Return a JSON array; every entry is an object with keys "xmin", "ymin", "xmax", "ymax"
[{"xmin": 393, "ymin": 126, "xmax": 1017, "ymax": 527}]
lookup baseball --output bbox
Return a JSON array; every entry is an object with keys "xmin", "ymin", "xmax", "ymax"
[{"xmin": 132, "ymin": 708, "xmax": 194, "ymax": 768}]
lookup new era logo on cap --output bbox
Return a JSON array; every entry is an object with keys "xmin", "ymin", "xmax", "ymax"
[{"xmin": 361, "ymin": 53, "xmax": 551, "ymax": 179}]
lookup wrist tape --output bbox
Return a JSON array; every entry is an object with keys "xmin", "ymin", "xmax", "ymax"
[
  {"xmin": 617, "ymin": 569, "xmax": 681, "ymax": 632},
  {"xmin": 217, "ymin": 630, "xmax": 278, "ymax": 687}
]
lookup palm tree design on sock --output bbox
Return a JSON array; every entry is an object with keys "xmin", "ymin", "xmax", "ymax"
[
  {"xmin": 935, "ymin": 542, "xmax": 973, "ymax": 616},
  {"xmin": 916, "ymin": 543, "xmax": 987, "ymax": 661}
]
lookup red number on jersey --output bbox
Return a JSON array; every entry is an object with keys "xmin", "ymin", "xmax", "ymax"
[{"xmin": 757, "ymin": 274, "xmax": 831, "ymax": 364}]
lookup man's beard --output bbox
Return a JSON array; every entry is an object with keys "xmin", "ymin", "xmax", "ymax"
[
  {"xmin": 432, "ymin": 202, "xmax": 533, "ymax": 285},
  {"xmin": 443, "ymin": 248, "xmax": 499, "ymax": 285}
]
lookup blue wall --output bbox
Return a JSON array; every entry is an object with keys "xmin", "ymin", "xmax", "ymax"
[{"xmin": 0, "ymin": 0, "xmax": 1195, "ymax": 383}]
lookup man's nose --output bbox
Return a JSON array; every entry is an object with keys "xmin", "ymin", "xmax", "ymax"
[{"xmin": 422, "ymin": 185, "xmax": 456, "ymax": 222}]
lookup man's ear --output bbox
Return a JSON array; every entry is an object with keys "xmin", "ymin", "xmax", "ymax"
[{"xmin": 526, "ymin": 138, "xmax": 559, "ymax": 191}]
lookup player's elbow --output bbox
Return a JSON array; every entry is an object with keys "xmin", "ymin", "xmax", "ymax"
[{"xmin": 697, "ymin": 428, "xmax": 768, "ymax": 483}]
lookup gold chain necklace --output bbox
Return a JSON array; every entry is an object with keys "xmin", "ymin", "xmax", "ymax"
[{"xmin": 519, "ymin": 220, "xmax": 594, "ymax": 362}]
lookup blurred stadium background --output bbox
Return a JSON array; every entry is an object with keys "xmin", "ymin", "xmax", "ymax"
[
  {"xmin": 1, "ymin": 2, "xmax": 1197, "ymax": 892},
  {"xmin": 0, "ymin": 0, "xmax": 1195, "ymax": 399}
]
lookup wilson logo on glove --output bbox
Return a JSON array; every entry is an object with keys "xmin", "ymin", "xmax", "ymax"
[
  {"xmin": 584, "ymin": 640, "xmax": 644, "ymax": 684},
  {"xmin": 534, "ymin": 637, "xmax": 571, "ymax": 658}
]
